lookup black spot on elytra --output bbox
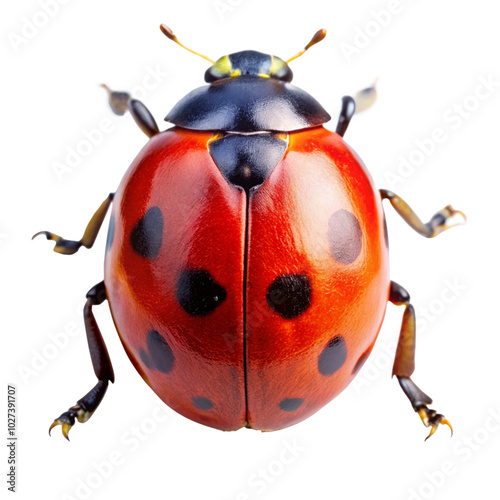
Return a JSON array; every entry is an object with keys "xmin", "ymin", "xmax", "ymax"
[
  {"xmin": 266, "ymin": 274, "xmax": 311, "ymax": 319},
  {"xmin": 140, "ymin": 330, "xmax": 175, "ymax": 374},
  {"xmin": 130, "ymin": 206, "xmax": 163, "ymax": 259},
  {"xmin": 106, "ymin": 215, "xmax": 115, "ymax": 252},
  {"xmin": 192, "ymin": 397, "xmax": 213, "ymax": 410},
  {"xmin": 176, "ymin": 269, "xmax": 227, "ymax": 316},
  {"xmin": 328, "ymin": 209, "xmax": 362, "ymax": 264},
  {"xmin": 318, "ymin": 336, "xmax": 347, "ymax": 376},
  {"xmin": 351, "ymin": 345, "xmax": 374, "ymax": 375},
  {"xmin": 279, "ymin": 398, "xmax": 304, "ymax": 412}
]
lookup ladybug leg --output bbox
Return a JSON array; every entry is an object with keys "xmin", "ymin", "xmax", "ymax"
[
  {"xmin": 49, "ymin": 282, "xmax": 114, "ymax": 440},
  {"xmin": 389, "ymin": 281, "xmax": 453, "ymax": 441},
  {"xmin": 353, "ymin": 78, "xmax": 378, "ymax": 113},
  {"xmin": 33, "ymin": 193, "xmax": 114, "ymax": 255},
  {"xmin": 380, "ymin": 189, "xmax": 466, "ymax": 237},
  {"xmin": 335, "ymin": 80, "xmax": 378, "ymax": 137},
  {"xmin": 101, "ymin": 84, "xmax": 159, "ymax": 138},
  {"xmin": 335, "ymin": 96, "xmax": 356, "ymax": 137}
]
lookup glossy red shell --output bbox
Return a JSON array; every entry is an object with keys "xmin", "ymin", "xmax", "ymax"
[{"xmin": 104, "ymin": 125, "xmax": 390, "ymax": 431}]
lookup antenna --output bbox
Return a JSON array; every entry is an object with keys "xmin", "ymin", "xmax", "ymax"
[
  {"xmin": 160, "ymin": 24, "xmax": 215, "ymax": 63},
  {"xmin": 286, "ymin": 29, "xmax": 327, "ymax": 64}
]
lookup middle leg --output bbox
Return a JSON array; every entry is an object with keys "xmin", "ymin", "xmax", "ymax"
[
  {"xmin": 33, "ymin": 193, "xmax": 114, "ymax": 255},
  {"xmin": 380, "ymin": 189, "xmax": 466, "ymax": 238}
]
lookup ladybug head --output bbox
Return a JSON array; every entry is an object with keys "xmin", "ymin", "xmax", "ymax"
[
  {"xmin": 204, "ymin": 51, "xmax": 292, "ymax": 83},
  {"xmin": 160, "ymin": 24, "xmax": 326, "ymax": 84}
]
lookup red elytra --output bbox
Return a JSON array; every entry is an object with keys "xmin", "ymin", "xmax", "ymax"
[{"xmin": 105, "ymin": 126, "xmax": 389, "ymax": 431}]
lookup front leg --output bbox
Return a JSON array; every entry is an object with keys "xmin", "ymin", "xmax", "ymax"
[
  {"xmin": 101, "ymin": 84, "xmax": 159, "ymax": 138},
  {"xmin": 335, "ymin": 79, "xmax": 378, "ymax": 137},
  {"xmin": 335, "ymin": 96, "xmax": 356, "ymax": 137},
  {"xmin": 380, "ymin": 189, "xmax": 466, "ymax": 237},
  {"xmin": 33, "ymin": 193, "xmax": 114, "ymax": 255}
]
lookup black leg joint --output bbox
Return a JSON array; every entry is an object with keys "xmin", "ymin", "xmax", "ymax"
[
  {"xmin": 129, "ymin": 99, "xmax": 160, "ymax": 137},
  {"xmin": 398, "ymin": 377, "xmax": 433, "ymax": 410},
  {"xmin": 77, "ymin": 380, "xmax": 109, "ymax": 413},
  {"xmin": 389, "ymin": 281, "xmax": 410, "ymax": 305},
  {"xmin": 86, "ymin": 281, "xmax": 106, "ymax": 305},
  {"xmin": 335, "ymin": 96, "xmax": 356, "ymax": 137}
]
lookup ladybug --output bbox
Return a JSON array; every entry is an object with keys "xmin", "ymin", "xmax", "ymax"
[{"xmin": 34, "ymin": 25, "xmax": 465, "ymax": 440}]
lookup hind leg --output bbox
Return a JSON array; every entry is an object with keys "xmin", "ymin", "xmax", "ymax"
[
  {"xmin": 49, "ymin": 282, "xmax": 114, "ymax": 440},
  {"xmin": 389, "ymin": 281, "xmax": 453, "ymax": 440}
]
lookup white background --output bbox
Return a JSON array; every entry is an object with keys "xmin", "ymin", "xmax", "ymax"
[{"xmin": 2, "ymin": 1, "xmax": 500, "ymax": 499}]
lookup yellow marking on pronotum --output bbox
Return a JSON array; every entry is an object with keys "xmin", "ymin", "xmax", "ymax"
[
  {"xmin": 207, "ymin": 132, "xmax": 226, "ymax": 149},
  {"xmin": 273, "ymin": 132, "xmax": 288, "ymax": 141}
]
